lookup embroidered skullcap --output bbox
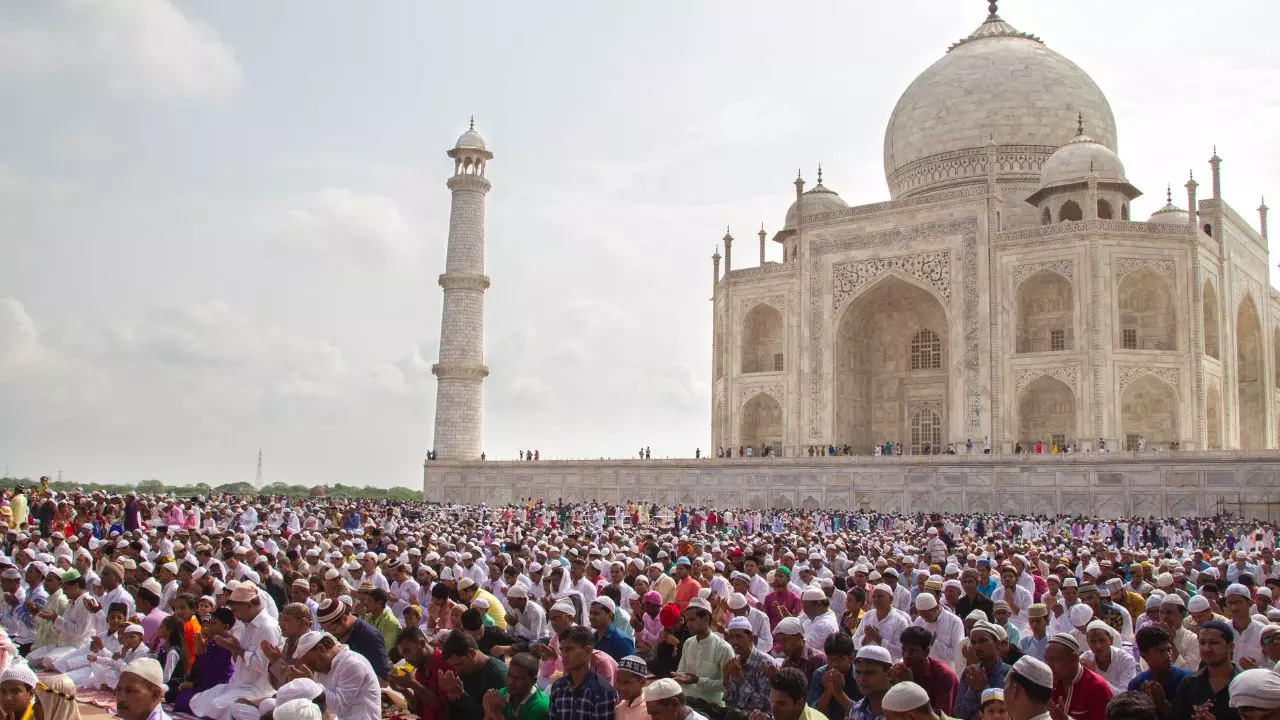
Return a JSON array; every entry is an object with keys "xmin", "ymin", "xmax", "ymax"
[
  {"xmin": 0, "ymin": 664, "xmax": 37, "ymax": 688},
  {"xmin": 316, "ymin": 597, "xmax": 348, "ymax": 624},
  {"xmin": 776, "ymin": 617, "xmax": 805, "ymax": 636},
  {"xmin": 915, "ymin": 593, "xmax": 938, "ymax": 611},
  {"xmin": 1027, "ymin": 603, "xmax": 1048, "ymax": 619},
  {"xmin": 291, "ymin": 578, "xmax": 310, "ymax": 591},
  {"xmin": 1012, "ymin": 656, "xmax": 1054, "ymax": 691},
  {"xmin": 121, "ymin": 657, "xmax": 165, "ymax": 689},
  {"xmin": 617, "ymin": 655, "xmax": 649, "ymax": 678},
  {"xmin": 726, "ymin": 592, "xmax": 748, "ymax": 610},
  {"xmin": 971, "ymin": 620, "xmax": 1006, "ymax": 642},
  {"xmin": 506, "ymin": 584, "xmax": 527, "ymax": 599},
  {"xmin": 292, "ymin": 631, "xmax": 329, "ymax": 660},
  {"xmin": 1069, "ymin": 604, "xmax": 1094, "ymax": 626},
  {"xmin": 1228, "ymin": 668, "xmax": 1280, "ymax": 709},
  {"xmin": 644, "ymin": 677, "xmax": 683, "ymax": 702},
  {"xmin": 993, "ymin": 601, "xmax": 1011, "ymax": 613},
  {"xmin": 1047, "ymin": 632, "xmax": 1080, "ymax": 655},
  {"xmin": 980, "ymin": 688, "xmax": 1005, "ymax": 706},
  {"xmin": 855, "ymin": 645, "xmax": 893, "ymax": 666},
  {"xmin": 273, "ymin": 699, "xmax": 323, "ymax": 720},
  {"xmin": 549, "ymin": 600, "xmax": 576, "ymax": 616},
  {"xmin": 1187, "ymin": 595, "xmax": 1211, "ymax": 613},
  {"xmin": 882, "ymin": 682, "xmax": 931, "ymax": 712},
  {"xmin": 0, "ymin": 568, "xmax": 18, "ymax": 581},
  {"xmin": 726, "ymin": 616, "xmax": 753, "ymax": 632}
]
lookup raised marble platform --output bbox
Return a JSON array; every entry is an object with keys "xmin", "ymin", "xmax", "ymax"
[{"xmin": 424, "ymin": 451, "xmax": 1280, "ymax": 520}]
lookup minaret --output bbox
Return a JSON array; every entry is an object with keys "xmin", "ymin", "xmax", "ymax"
[
  {"xmin": 758, "ymin": 224, "xmax": 767, "ymax": 266},
  {"xmin": 723, "ymin": 227, "xmax": 734, "ymax": 274},
  {"xmin": 431, "ymin": 119, "xmax": 493, "ymax": 460},
  {"xmin": 1259, "ymin": 197, "xmax": 1269, "ymax": 242}
]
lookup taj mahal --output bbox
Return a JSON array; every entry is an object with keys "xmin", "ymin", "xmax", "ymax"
[{"xmin": 424, "ymin": 4, "xmax": 1280, "ymax": 518}]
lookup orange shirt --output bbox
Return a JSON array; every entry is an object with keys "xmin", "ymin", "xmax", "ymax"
[{"xmin": 182, "ymin": 616, "xmax": 202, "ymax": 671}]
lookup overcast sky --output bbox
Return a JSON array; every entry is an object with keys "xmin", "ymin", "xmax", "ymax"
[{"xmin": 2, "ymin": 1, "xmax": 1278, "ymax": 488}]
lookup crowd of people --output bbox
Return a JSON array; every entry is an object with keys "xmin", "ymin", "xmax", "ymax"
[{"xmin": 0, "ymin": 485, "xmax": 1276, "ymax": 720}]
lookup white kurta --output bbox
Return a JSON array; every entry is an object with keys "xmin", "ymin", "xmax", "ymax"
[
  {"xmin": 317, "ymin": 648, "xmax": 381, "ymax": 720},
  {"xmin": 86, "ymin": 643, "xmax": 150, "ymax": 690},
  {"xmin": 188, "ymin": 610, "xmax": 282, "ymax": 720},
  {"xmin": 913, "ymin": 609, "xmax": 965, "ymax": 671},
  {"xmin": 27, "ymin": 593, "xmax": 95, "ymax": 666}
]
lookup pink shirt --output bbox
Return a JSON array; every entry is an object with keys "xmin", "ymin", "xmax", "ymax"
[{"xmin": 616, "ymin": 696, "xmax": 650, "ymax": 720}]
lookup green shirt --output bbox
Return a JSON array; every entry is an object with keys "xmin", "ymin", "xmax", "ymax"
[
  {"xmin": 499, "ymin": 687, "xmax": 550, "ymax": 720},
  {"xmin": 366, "ymin": 607, "xmax": 401, "ymax": 652}
]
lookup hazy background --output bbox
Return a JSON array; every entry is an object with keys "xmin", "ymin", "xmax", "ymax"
[{"xmin": 2, "ymin": 1, "xmax": 1278, "ymax": 487}]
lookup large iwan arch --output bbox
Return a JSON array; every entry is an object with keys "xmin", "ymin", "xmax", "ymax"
[
  {"xmin": 1017, "ymin": 375, "xmax": 1076, "ymax": 448},
  {"xmin": 741, "ymin": 304, "xmax": 783, "ymax": 373},
  {"xmin": 1016, "ymin": 270, "xmax": 1073, "ymax": 353},
  {"xmin": 1120, "ymin": 374, "xmax": 1179, "ymax": 450},
  {"xmin": 1116, "ymin": 268, "xmax": 1176, "ymax": 350},
  {"xmin": 740, "ymin": 393, "xmax": 783, "ymax": 450},
  {"xmin": 1237, "ymin": 295, "xmax": 1265, "ymax": 449}
]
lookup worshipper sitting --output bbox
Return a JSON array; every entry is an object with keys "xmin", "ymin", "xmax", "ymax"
[
  {"xmin": 588, "ymin": 596, "xmax": 635, "ymax": 662},
  {"xmin": 291, "ymin": 630, "xmax": 380, "ymax": 720},
  {"xmin": 1082, "ymin": 620, "xmax": 1137, "ymax": 694},
  {"xmin": 315, "ymin": 597, "xmax": 390, "ymax": 680},
  {"xmin": 33, "ymin": 674, "xmax": 80, "ymax": 720},
  {"xmin": 114, "ymin": 658, "xmax": 171, "ymax": 720},
  {"xmin": 1045, "ymin": 633, "xmax": 1113, "ymax": 720},
  {"xmin": 881, "ymin": 681, "xmax": 945, "ymax": 720},
  {"xmin": 722, "ymin": 615, "xmax": 775, "ymax": 718},
  {"xmin": 152, "ymin": 614, "xmax": 190, "ymax": 701},
  {"xmin": 1017, "ymin": 604, "xmax": 1050, "ymax": 661},
  {"xmin": 1226, "ymin": 667, "xmax": 1280, "ymax": 719},
  {"xmin": 955, "ymin": 621, "xmax": 1013, "ymax": 720},
  {"xmin": 644, "ymin": 602, "xmax": 687, "ymax": 681},
  {"xmin": 86, "ymin": 623, "xmax": 149, "ymax": 690},
  {"xmin": 1126, "ymin": 625, "xmax": 1188, "ymax": 720},
  {"xmin": 897, "ymin": 625, "xmax": 958, "ymax": 716},
  {"xmin": 758, "ymin": 668, "xmax": 819, "ymax": 720},
  {"xmin": 672, "ymin": 596, "xmax": 732, "ymax": 717},
  {"xmin": 267, "ymin": 603, "xmax": 314, "ymax": 687},
  {"xmin": 615, "ymin": 655, "xmax": 651, "ymax": 720},
  {"xmin": 480, "ymin": 651, "xmax": 549, "ymax": 720},
  {"xmin": 172, "ymin": 609, "xmax": 236, "ymax": 714},
  {"xmin": 389, "ymin": 627, "xmax": 445, "ymax": 720},
  {"xmin": 58, "ymin": 601, "xmax": 128, "ymax": 682},
  {"xmin": 439, "ymin": 629, "xmax": 509, "ymax": 720},
  {"xmin": 1169, "ymin": 621, "xmax": 1241, "ymax": 720},
  {"xmin": 549, "ymin": 626, "xmax": 619, "ymax": 720},
  {"xmin": 187, "ymin": 582, "xmax": 283, "ymax": 720},
  {"xmin": 460, "ymin": 608, "xmax": 531, "ymax": 658},
  {"xmin": 978, "ymin": 688, "xmax": 1007, "ymax": 720},
  {"xmin": 27, "ymin": 569, "xmax": 93, "ymax": 670},
  {"xmin": 850, "ymin": 645, "xmax": 893, "ymax": 720},
  {"xmin": 360, "ymin": 587, "xmax": 401, "ymax": 653},
  {"xmin": 1001, "ymin": 656, "xmax": 1054, "ymax": 720},
  {"xmin": 775, "ymin": 617, "xmax": 826, "ymax": 684},
  {"xmin": 806, "ymin": 631, "xmax": 861, "ymax": 720},
  {"xmin": 644, "ymin": 677, "xmax": 705, "ymax": 720}
]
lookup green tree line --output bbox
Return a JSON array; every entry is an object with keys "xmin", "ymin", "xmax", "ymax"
[{"xmin": 0, "ymin": 477, "xmax": 421, "ymax": 501}]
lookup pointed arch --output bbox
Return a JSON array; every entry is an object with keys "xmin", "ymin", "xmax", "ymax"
[
  {"xmin": 1206, "ymin": 382, "xmax": 1223, "ymax": 449},
  {"xmin": 1203, "ymin": 281, "xmax": 1220, "ymax": 359},
  {"xmin": 1040, "ymin": 207, "xmax": 1052, "ymax": 225},
  {"xmin": 1017, "ymin": 375, "xmax": 1076, "ymax": 448},
  {"xmin": 1121, "ymin": 374, "xmax": 1179, "ymax": 450},
  {"xmin": 1059, "ymin": 200, "xmax": 1082, "ymax": 222},
  {"xmin": 1237, "ymin": 294, "xmax": 1265, "ymax": 449},
  {"xmin": 909, "ymin": 407, "xmax": 942, "ymax": 455},
  {"xmin": 1117, "ymin": 267, "xmax": 1177, "ymax": 350},
  {"xmin": 740, "ymin": 392, "xmax": 783, "ymax": 451},
  {"xmin": 1016, "ymin": 270, "xmax": 1074, "ymax": 353},
  {"xmin": 741, "ymin": 303, "xmax": 783, "ymax": 374},
  {"xmin": 1097, "ymin": 199, "xmax": 1114, "ymax": 219}
]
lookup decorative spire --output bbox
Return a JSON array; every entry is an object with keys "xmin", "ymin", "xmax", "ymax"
[
  {"xmin": 724, "ymin": 226, "xmax": 733, "ymax": 240},
  {"xmin": 469, "ymin": 115, "xmax": 475, "ymax": 131},
  {"xmin": 987, "ymin": 1, "xmax": 999, "ymax": 19},
  {"xmin": 1167, "ymin": 185, "xmax": 1173, "ymax": 204},
  {"xmin": 796, "ymin": 168, "xmax": 802, "ymax": 181},
  {"xmin": 1076, "ymin": 112, "xmax": 1084, "ymax": 136},
  {"xmin": 817, "ymin": 163, "xmax": 823, "ymax": 184}
]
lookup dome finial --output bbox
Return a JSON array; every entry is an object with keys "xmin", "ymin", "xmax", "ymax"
[
  {"xmin": 1076, "ymin": 112, "xmax": 1084, "ymax": 136},
  {"xmin": 817, "ymin": 163, "xmax": 823, "ymax": 184},
  {"xmin": 1167, "ymin": 185, "xmax": 1172, "ymax": 204},
  {"xmin": 987, "ymin": 1, "xmax": 998, "ymax": 19},
  {"xmin": 469, "ymin": 116, "xmax": 475, "ymax": 131}
]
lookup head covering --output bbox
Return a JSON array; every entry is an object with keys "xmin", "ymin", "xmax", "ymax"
[
  {"xmin": 1047, "ymin": 632, "xmax": 1080, "ymax": 655},
  {"xmin": 316, "ymin": 598, "xmax": 347, "ymax": 624},
  {"xmin": 122, "ymin": 624, "xmax": 144, "ymax": 635},
  {"xmin": 915, "ymin": 593, "xmax": 938, "ymax": 611},
  {"xmin": 1012, "ymin": 656, "xmax": 1054, "ymax": 691},
  {"xmin": 229, "ymin": 581, "xmax": 258, "ymax": 603},
  {"xmin": 971, "ymin": 620, "xmax": 1007, "ymax": 642},
  {"xmin": 617, "ymin": 655, "xmax": 649, "ymax": 678},
  {"xmin": 776, "ymin": 617, "xmax": 804, "ymax": 636},
  {"xmin": 121, "ymin": 657, "xmax": 165, "ymax": 689},
  {"xmin": 643, "ymin": 591, "xmax": 662, "ymax": 605},
  {"xmin": 1026, "ymin": 603, "xmax": 1048, "ymax": 619},
  {"xmin": 980, "ymin": 688, "xmax": 1005, "ymax": 706},
  {"xmin": 882, "ymin": 682, "xmax": 931, "ymax": 712},
  {"xmin": 801, "ymin": 587, "xmax": 826, "ymax": 602},
  {"xmin": 726, "ymin": 616, "xmax": 753, "ymax": 632},
  {"xmin": 1188, "ymin": 595, "xmax": 1211, "ymax": 612},
  {"xmin": 1228, "ymin": 668, "xmax": 1280, "ymax": 709},
  {"xmin": 658, "ymin": 603, "xmax": 681, "ymax": 629},
  {"xmin": 0, "ymin": 664, "xmax": 37, "ymax": 688},
  {"xmin": 644, "ymin": 678, "xmax": 683, "ymax": 702},
  {"xmin": 549, "ymin": 600, "xmax": 576, "ymax": 617},
  {"xmin": 274, "ymin": 699, "xmax": 323, "ymax": 720},
  {"xmin": 1069, "ymin": 604, "xmax": 1094, "ymax": 626},
  {"xmin": 855, "ymin": 645, "xmax": 893, "ymax": 666},
  {"xmin": 1199, "ymin": 620, "xmax": 1234, "ymax": 642},
  {"xmin": 591, "ymin": 596, "xmax": 616, "ymax": 615},
  {"xmin": 292, "ymin": 631, "xmax": 329, "ymax": 660},
  {"xmin": 275, "ymin": 678, "xmax": 325, "ymax": 704},
  {"xmin": 1085, "ymin": 620, "xmax": 1120, "ymax": 644},
  {"xmin": 1225, "ymin": 583, "xmax": 1251, "ymax": 599}
]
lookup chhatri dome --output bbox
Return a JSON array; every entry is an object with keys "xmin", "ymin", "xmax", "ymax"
[
  {"xmin": 883, "ymin": 1, "xmax": 1117, "ymax": 198},
  {"xmin": 784, "ymin": 167, "xmax": 848, "ymax": 228},
  {"xmin": 454, "ymin": 116, "xmax": 487, "ymax": 150},
  {"xmin": 1148, "ymin": 185, "xmax": 1190, "ymax": 225}
]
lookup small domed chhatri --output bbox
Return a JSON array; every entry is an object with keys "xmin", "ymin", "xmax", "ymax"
[
  {"xmin": 703, "ymin": 0, "xmax": 1276, "ymax": 466},
  {"xmin": 454, "ymin": 116, "xmax": 486, "ymax": 151}
]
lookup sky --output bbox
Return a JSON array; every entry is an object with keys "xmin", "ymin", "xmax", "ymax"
[{"xmin": 1, "ymin": 1, "xmax": 1279, "ymax": 488}]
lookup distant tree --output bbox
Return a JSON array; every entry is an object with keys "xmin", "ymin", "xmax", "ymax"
[
  {"xmin": 137, "ymin": 479, "xmax": 165, "ymax": 494},
  {"xmin": 214, "ymin": 482, "xmax": 256, "ymax": 495}
]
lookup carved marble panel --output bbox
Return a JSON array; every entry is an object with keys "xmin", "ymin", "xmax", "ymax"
[
  {"xmin": 1167, "ymin": 494, "xmax": 1200, "ymax": 517},
  {"xmin": 738, "ymin": 294, "xmax": 787, "ymax": 317},
  {"xmin": 1096, "ymin": 493, "xmax": 1125, "ymax": 518},
  {"xmin": 967, "ymin": 493, "xmax": 995, "ymax": 513},
  {"xmin": 832, "ymin": 251, "xmax": 952, "ymax": 311},
  {"xmin": 1131, "ymin": 492, "xmax": 1161, "ymax": 517},
  {"xmin": 1014, "ymin": 366, "xmax": 1079, "ymax": 393},
  {"xmin": 1118, "ymin": 366, "xmax": 1180, "ymax": 393},
  {"xmin": 1114, "ymin": 257, "xmax": 1175, "ymax": 284},
  {"xmin": 937, "ymin": 492, "xmax": 962, "ymax": 514},
  {"xmin": 1012, "ymin": 259, "xmax": 1075, "ymax": 288}
]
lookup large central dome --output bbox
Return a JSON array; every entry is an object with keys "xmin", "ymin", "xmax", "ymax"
[{"xmin": 883, "ymin": 9, "xmax": 1117, "ymax": 199}]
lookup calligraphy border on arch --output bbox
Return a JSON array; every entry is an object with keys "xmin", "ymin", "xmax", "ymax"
[
  {"xmin": 807, "ymin": 216, "xmax": 979, "ymax": 438},
  {"xmin": 830, "ymin": 251, "xmax": 952, "ymax": 313}
]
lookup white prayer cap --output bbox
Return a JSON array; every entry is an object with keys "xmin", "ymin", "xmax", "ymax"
[
  {"xmin": 457, "ymin": 577, "xmax": 476, "ymax": 591},
  {"xmin": 727, "ymin": 593, "xmax": 748, "ymax": 610},
  {"xmin": 1225, "ymin": 583, "xmax": 1251, "ymax": 599},
  {"xmin": 292, "ymin": 631, "xmax": 329, "ymax": 660},
  {"xmin": 644, "ymin": 678, "xmax": 683, "ymax": 702},
  {"xmin": 121, "ymin": 657, "xmax": 165, "ymax": 690},
  {"xmin": 0, "ymin": 664, "xmax": 37, "ymax": 688},
  {"xmin": 855, "ymin": 645, "xmax": 892, "ymax": 666},
  {"xmin": 872, "ymin": 583, "xmax": 893, "ymax": 597},
  {"xmin": 1188, "ymin": 595, "xmax": 1211, "ymax": 612},
  {"xmin": 882, "ymin": 682, "xmax": 931, "ymax": 712},
  {"xmin": 915, "ymin": 593, "xmax": 938, "ymax": 611},
  {"xmin": 801, "ymin": 587, "xmax": 826, "ymax": 602},
  {"xmin": 1012, "ymin": 656, "xmax": 1054, "ymax": 691},
  {"xmin": 229, "ymin": 581, "xmax": 259, "ymax": 603},
  {"xmin": 591, "ymin": 596, "xmax": 616, "ymax": 614},
  {"xmin": 123, "ymin": 624, "xmax": 144, "ymax": 635},
  {"xmin": 275, "ymin": 678, "xmax": 325, "ymax": 704},
  {"xmin": 273, "ymin": 699, "xmax": 323, "ymax": 720},
  {"xmin": 549, "ymin": 600, "xmax": 576, "ymax": 617},
  {"xmin": 726, "ymin": 616, "xmax": 752, "ymax": 632},
  {"xmin": 1161, "ymin": 594, "xmax": 1186, "ymax": 608},
  {"xmin": 140, "ymin": 578, "xmax": 163, "ymax": 596},
  {"xmin": 775, "ymin": 617, "xmax": 804, "ymax": 636},
  {"xmin": 1228, "ymin": 668, "xmax": 1280, "ymax": 709},
  {"xmin": 506, "ymin": 585, "xmax": 528, "ymax": 599},
  {"xmin": 1069, "ymin": 604, "xmax": 1094, "ymax": 626},
  {"xmin": 686, "ymin": 597, "xmax": 711, "ymax": 613},
  {"xmin": 971, "ymin": 620, "xmax": 1007, "ymax": 642}
]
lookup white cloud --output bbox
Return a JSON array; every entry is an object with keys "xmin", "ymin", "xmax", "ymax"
[
  {"xmin": 264, "ymin": 188, "xmax": 416, "ymax": 265},
  {"xmin": 0, "ymin": 0, "xmax": 241, "ymax": 102}
]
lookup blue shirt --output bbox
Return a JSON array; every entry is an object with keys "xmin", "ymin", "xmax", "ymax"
[
  {"xmin": 1128, "ymin": 666, "xmax": 1190, "ymax": 700},
  {"xmin": 807, "ymin": 663, "xmax": 862, "ymax": 720},
  {"xmin": 549, "ymin": 669, "xmax": 618, "ymax": 720},
  {"xmin": 953, "ymin": 660, "xmax": 1010, "ymax": 720},
  {"xmin": 592, "ymin": 624, "xmax": 635, "ymax": 662}
]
